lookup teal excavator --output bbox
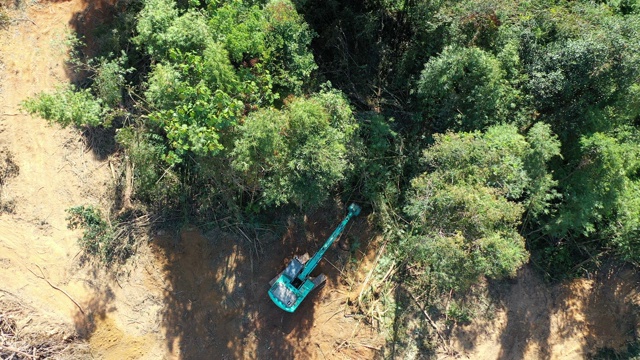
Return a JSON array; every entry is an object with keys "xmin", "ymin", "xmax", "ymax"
[{"xmin": 268, "ymin": 203, "xmax": 361, "ymax": 312}]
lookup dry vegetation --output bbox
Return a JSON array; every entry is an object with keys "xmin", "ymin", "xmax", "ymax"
[
  {"xmin": 0, "ymin": 147, "xmax": 19, "ymax": 213},
  {"xmin": 0, "ymin": 294, "xmax": 89, "ymax": 359}
]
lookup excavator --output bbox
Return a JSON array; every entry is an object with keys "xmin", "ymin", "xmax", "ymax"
[{"xmin": 268, "ymin": 203, "xmax": 361, "ymax": 312}]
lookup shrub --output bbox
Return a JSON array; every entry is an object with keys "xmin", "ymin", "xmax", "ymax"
[
  {"xmin": 0, "ymin": 147, "xmax": 19, "ymax": 213},
  {"xmin": 0, "ymin": 8, "xmax": 10, "ymax": 29},
  {"xmin": 66, "ymin": 206, "xmax": 132, "ymax": 265},
  {"xmin": 22, "ymin": 86, "xmax": 106, "ymax": 128},
  {"xmin": 92, "ymin": 55, "xmax": 131, "ymax": 108}
]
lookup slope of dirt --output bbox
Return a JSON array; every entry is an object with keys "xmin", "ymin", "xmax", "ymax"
[
  {"xmin": 0, "ymin": 0, "xmax": 110, "ymax": 326},
  {"xmin": 448, "ymin": 266, "xmax": 640, "ymax": 359},
  {"xmin": 0, "ymin": 1, "xmax": 165, "ymax": 358}
]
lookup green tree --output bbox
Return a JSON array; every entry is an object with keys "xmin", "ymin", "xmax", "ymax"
[
  {"xmin": 520, "ymin": 7, "xmax": 640, "ymax": 140},
  {"xmin": 262, "ymin": 0, "xmax": 317, "ymax": 95},
  {"xmin": 133, "ymin": 0, "xmax": 318, "ymax": 166},
  {"xmin": 513, "ymin": 6, "xmax": 640, "ymax": 274},
  {"xmin": 134, "ymin": 0, "xmax": 183, "ymax": 60},
  {"xmin": 417, "ymin": 46, "xmax": 521, "ymax": 132},
  {"xmin": 232, "ymin": 89, "xmax": 357, "ymax": 208},
  {"xmin": 209, "ymin": 0, "xmax": 317, "ymax": 96},
  {"xmin": 549, "ymin": 130, "xmax": 640, "ymax": 258},
  {"xmin": 145, "ymin": 45, "xmax": 244, "ymax": 162},
  {"xmin": 402, "ymin": 123, "xmax": 560, "ymax": 291}
]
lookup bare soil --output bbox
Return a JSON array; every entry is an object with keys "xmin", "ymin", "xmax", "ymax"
[
  {"xmin": 0, "ymin": 1, "xmax": 639, "ymax": 360},
  {"xmin": 447, "ymin": 265, "xmax": 640, "ymax": 359}
]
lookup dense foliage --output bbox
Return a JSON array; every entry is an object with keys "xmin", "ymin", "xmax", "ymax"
[
  {"xmin": 23, "ymin": 0, "xmax": 640, "ymax": 350},
  {"xmin": 403, "ymin": 123, "xmax": 560, "ymax": 291},
  {"xmin": 296, "ymin": 0, "xmax": 640, "ymax": 281}
]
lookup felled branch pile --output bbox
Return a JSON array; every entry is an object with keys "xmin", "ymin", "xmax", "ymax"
[{"xmin": 0, "ymin": 297, "xmax": 89, "ymax": 359}]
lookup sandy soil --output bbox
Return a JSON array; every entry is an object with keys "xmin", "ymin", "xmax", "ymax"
[
  {"xmin": 0, "ymin": 0, "xmax": 109, "ymax": 330},
  {"xmin": 448, "ymin": 265, "xmax": 640, "ymax": 359},
  {"xmin": 0, "ymin": 1, "xmax": 639, "ymax": 360}
]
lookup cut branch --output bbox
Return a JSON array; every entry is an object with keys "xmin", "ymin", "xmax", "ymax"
[
  {"xmin": 27, "ymin": 264, "xmax": 85, "ymax": 315},
  {"xmin": 0, "ymin": 344, "xmax": 37, "ymax": 359},
  {"xmin": 408, "ymin": 290, "xmax": 455, "ymax": 356}
]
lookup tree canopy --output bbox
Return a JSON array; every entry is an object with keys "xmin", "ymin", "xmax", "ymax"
[{"xmin": 403, "ymin": 123, "xmax": 559, "ymax": 291}]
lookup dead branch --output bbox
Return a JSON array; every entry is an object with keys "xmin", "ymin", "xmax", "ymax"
[
  {"xmin": 355, "ymin": 342, "xmax": 381, "ymax": 351},
  {"xmin": 322, "ymin": 308, "xmax": 344, "ymax": 325},
  {"xmin": 316, "ymin": 343, "xmax": 327, "ymax": 360},
  {"xmin": 108, "ymin": 159, "xmax": 117, "ymax": 181},
  {"xmin": 357, "ymin": 242, "xmax": 386, "ymax": 304},
  {"xmin": 0, "ymin": 288, "xmax": 20, "ymax": 299},
  {"xmin": 0, "ymin": 344, "xmax": 37, "ymax": 359},
  {"xmin": 234, "ymin": 225, "xmax": 257, "ymax": 274},
  {"xmin": 13, "ymin": 17, "xmax": 36, "ymax": 26},
  {"xmin": 408, "ymin": 290, "xmax": 455, "ymax": 356},
  {"xmin": 323, "ymin": 258, "xmax": 346, "ymax": 277},
  {"xmin": 122, "ymin": 154, "xmax": 134, "ymax": 212},
  {"xmin": 27, "ymin": 264, "xmax": 85, "ymax": 316}
]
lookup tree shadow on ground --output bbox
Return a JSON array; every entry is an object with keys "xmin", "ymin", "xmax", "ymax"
[
  {"xmin": 386, "ymin": 282, "xmax": 438, "ymax": 359},
  {"xmin": 147, "ymin": 204, "xmax": 359, "ymax": 359},
  {"xmin": 61, "ymin": 0, "xmax": 135, "ymax": 160},
  {"xmin": 447, "ymin": 267, "xmax": 555, "ymax": 359},
  {"xmin": 448, "ymin": 263, "xmax": 640, "ymax": 359},
  {"xmin": 576, "ymin": 263, "xmax": 639, "ymax": 357},
  {"xmin": 78, "ymin": 126, "xmax": 117, "ymax": 161},
  {"xmin": 71, "ymin": 265, "xmax": 117, "ymax": 339},
  {"xmin": 492, "ymin": 267, "xmax": 552, "ymax": 360}
]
